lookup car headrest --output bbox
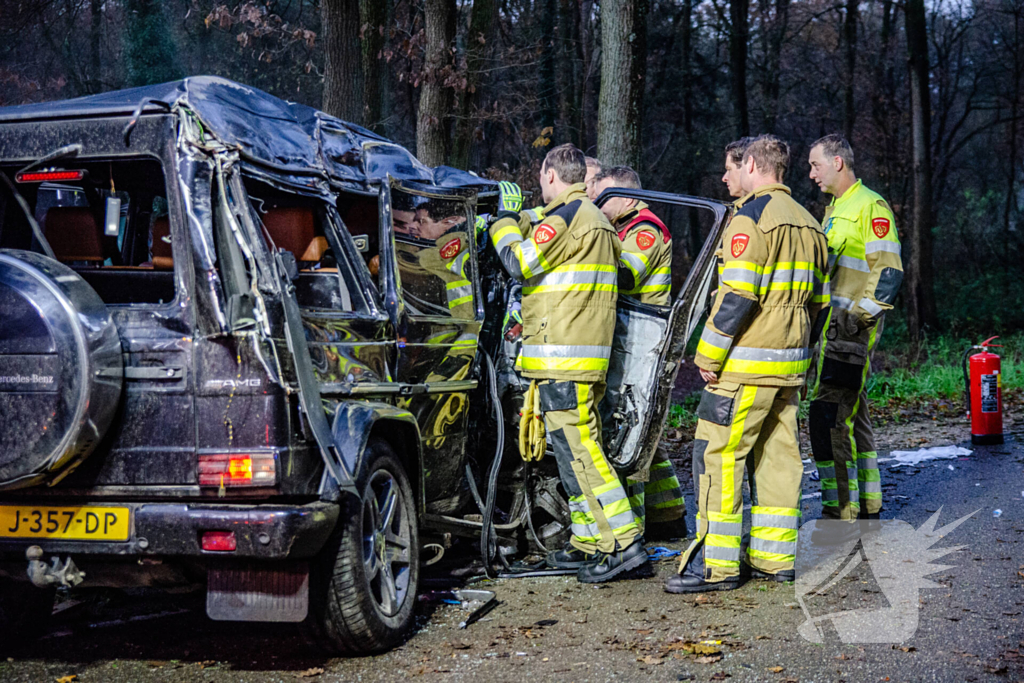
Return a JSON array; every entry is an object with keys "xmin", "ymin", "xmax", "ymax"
[
  {"xmin": 262, "ymin": 207, "xmax": 317, "ymax": 260},
  {"xmin": 44, "ymin": 207, "xmax": 104, "ymax": 262}
]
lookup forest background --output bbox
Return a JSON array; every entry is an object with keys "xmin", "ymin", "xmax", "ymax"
[{"xmin": 2, "ymin": 0, "xmax": 1023, "ymax": 411}]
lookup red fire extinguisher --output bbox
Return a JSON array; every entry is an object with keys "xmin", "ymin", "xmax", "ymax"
[{"xmin": 962, "ymin": 336, "xmax": 1003, "ymax": 445}]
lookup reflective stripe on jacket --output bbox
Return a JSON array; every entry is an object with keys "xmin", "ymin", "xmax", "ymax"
[
  {"xmin": 612, "ymin": 202, "xmax": 672, "ymax": 306},
  {"xmin": 490, "ymin": 184, "xmax": 620, "ymax": 382},
  {"xmin": 694, "ymin": 184, "xmax": 830, "ymax": 387},
  {"xmin": 821, "ymin": 180, "xmax": 903, "ymax": 359}
]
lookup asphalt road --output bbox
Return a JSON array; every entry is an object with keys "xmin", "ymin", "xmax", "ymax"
[{"xmin": 1, "ymin": 422, "xmax": 1022, "ymax": 683}]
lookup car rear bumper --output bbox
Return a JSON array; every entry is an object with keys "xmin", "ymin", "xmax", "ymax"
[{"xmin": 0, "ymin": 501, "xmax": 339, "ymax": 560}]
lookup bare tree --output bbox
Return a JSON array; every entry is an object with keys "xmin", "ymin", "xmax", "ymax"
[
  {"xmin": 417, "ymin": 0, "xmax": 456, "ymax": 166},
  {"xmin": 451, "ymin": 0, "xmax": 496, "ymax": 169},
  {"xmin": 322, "ymin": 0, "xmax": 363, "ymax": 122},
  {"xmin": 844, "ymin": 0, "xmax": 859, "ymax": 139},
  {"xmin": 361, "ymin": 0, "xmax": 388, "ymax": 133},
  {"xmin": 598, "ymin": 0, "xmax": 648, "ymax": 168},
  {"xmin": 905, "ymin": 0, "xmax": 938, "ymax": 336},
  {"xmin": 730, "ymin": 0, "xmax": 750, "ymax": 136}
]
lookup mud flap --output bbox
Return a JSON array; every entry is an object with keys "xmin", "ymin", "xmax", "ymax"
[{"xmin": 207, "ymin": 562, "xmax": 309, "ymax": 622}]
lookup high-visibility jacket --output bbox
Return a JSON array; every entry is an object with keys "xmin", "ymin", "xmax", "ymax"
[
  {"xmin": 694, "ymin": 184, "xmax": 830, "ymax": 387},
  {"xmin": 821, "ymin": 179, "xmax": 903, "ymax": 358},
  {"xmin": 395, "ymin": 228, "xmax": 476, "ymax": 320},
  {"xmin": 611, "ymin": 201, "xmax": 672, "ymax": 306},
  {"xmin": 490, "ymin": 183, "xmax": 620, "ymax": 382}
]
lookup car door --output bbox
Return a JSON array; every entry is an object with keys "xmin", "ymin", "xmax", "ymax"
[
  {"xmin": 378, "ymin": 178, "xmax": 484, "ymax": 512},
  {"xmin": 592, "ymin": 188, "xmax": 730, "ymax": 476}
]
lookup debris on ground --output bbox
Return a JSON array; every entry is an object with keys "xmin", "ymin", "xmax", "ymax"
[{"xmin": 888, "ymin": 445, "xmax": 972, "ymax": 467}]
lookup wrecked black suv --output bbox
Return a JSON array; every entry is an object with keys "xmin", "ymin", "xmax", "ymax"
[{"xmin": 0, "ymin": 77, "xmax": 728, "ymax": 653}]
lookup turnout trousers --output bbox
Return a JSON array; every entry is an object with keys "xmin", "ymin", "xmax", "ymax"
[
  {"xmin": 677, "ymin": 382, "xmax": 803, "ymax": 582},
  {"xmin": 624, "ymin": 449, "xmax": 686, "ymax": 532},
  {"xmin": 541, "ymin": 380, "xmax": 641, "ymax": 554},
  {"xmin": 809, "ymin": 323, "xmax": 882, "ymax": 520}
]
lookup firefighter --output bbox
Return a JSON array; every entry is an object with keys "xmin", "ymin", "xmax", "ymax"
[
  {"xmin": 722, "ymin": 138, "xmax": 754, "ymax": 199},
  {"xmin": 393, "ymin": 198, "xmax": 475, "ymax": 319},
  {"xmin": 489, "ymin": 143, "xmax": 648, "ymax": 583},
  {"xmin": 587, "ymin": 165, "xmax": 687, "ymax": 540},
  {"xmin": 807, "ymin": 134, "xmax": 902, "ymax": 521},
  {"xmin": 591, "ymin": 165, "xmax": 672, "ymax": 306},
  {"xmin": 666, "ymin": 135, "xmax": 830, "ymax": 593}
]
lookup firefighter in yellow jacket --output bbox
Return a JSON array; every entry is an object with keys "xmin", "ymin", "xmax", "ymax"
[
  {"xmin": 489, "ymin": 144, "xmax": 649, "ymax": 583},
  {"xmin": 666, "ymin": 135, "xmax": 830, "ymax": 593},
  {"xmin": 587, "ymin": 164, "xmax": 687, "ymax": 541},
  {"xmin": 808, "ymin": 134, "xmax": 903, "ymax": 521}
]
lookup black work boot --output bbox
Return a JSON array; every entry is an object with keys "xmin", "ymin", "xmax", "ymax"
[
  {"xmin": 664, "ymin": 572, "xmax": 744, "ymax": 593},
  {"xmin": 547, "ymin": 542, "xmax": 597, "ymax": 569},
  {"xmin": 643, "ymin": 517, "xmax": 689, "ymax": 542},
  {"xmin": 748, "ymin": 567, "xmax": 795, "ymax": 583},
  {"xmin": 577, "ymin": 540, "xmax": 649, "ymax": 583}
]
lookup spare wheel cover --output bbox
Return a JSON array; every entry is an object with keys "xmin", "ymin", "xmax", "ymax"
[{"xmin": 0, "ymin": 250, "xmax": 122, "ymax": 489}]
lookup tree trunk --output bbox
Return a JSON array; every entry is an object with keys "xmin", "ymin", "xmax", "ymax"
[
  {"xmin": 360, "ymin": 0, "xmax": 388, "ymax": 133},
  {"xmin": 123, "ymin": 0, "xmax": 183, "ymax": 88},
  {"xmin": 729, "ymin": 0, "xmax": 750, "ymax": 137},
  {"xmin": 597, "ymin": 0, "xmax": 648, "ymax": 168},
  {"xmin": 844, "ymin": 0, "xmax": 859, "ymax": 140},
  {"xmin": 1005, "ymin": 7, "xmax": 1022, "ymax": 235},
  {"xmin": 417, "ymin": 0, "xmax": 456, "ymax": 167},
  {"xmin": 539, "ymin": 0, "xmax": 558, "ymax": 132},
  {"xmin": 89, "ymin": 0, "xmax": 101, "ymax": 94},
  {"xmin": 559, "ymin": 0, "xmax": 586, "ymax": 148},
  {"xmin": 761, "ymin": 0, "xmax": 789, "ymax": 132},
  {"xmin": 581, "ymin": 0, "xmax": 598, "ymax": 152},
  {"xmin": 451, "ymin": 0, "xmax": 496, "ymax": 169},
  {"xmin": 905, "ymin": 0, "xmax": 937, "ymax": 337},
  {"xmin": 321, "ymin": 0, "xmax": 363, "ymax": 122}
]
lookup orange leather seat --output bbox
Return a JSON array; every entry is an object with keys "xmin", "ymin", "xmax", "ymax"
[
  {"xmin": 44, "ymin": 207, "xmax": 103, "ymax": 263},
  {"xmin": 151, "ymin": 216, "xmax": 173, "ymax": 270},
  {"xmin": 263, "ymin": 207, "xmax": 321, "ymax": 261}
]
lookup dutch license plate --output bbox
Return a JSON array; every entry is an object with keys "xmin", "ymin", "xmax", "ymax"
[{"xmin": 0, "ymin": 505, "xmax": 130, "ymax": 541}]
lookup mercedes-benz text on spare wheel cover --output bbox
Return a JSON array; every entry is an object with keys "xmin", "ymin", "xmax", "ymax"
[{"xmin": 0, "ymin": 250, "xmax": 122, "ymax": 490}]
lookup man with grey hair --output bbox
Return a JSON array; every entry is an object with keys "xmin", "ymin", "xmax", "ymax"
[{"xmin": 807, "ymin": 134, "xmax": 903, "ymax": 524}]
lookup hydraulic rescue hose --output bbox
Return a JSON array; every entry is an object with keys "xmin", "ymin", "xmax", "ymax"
[
  {"xmin": 478, "ymin": 351, "xmax": 508, "ymax": 578},
  {"xmin": 519, "ymin": 380, "xmax": 547, "ymax": 462}
]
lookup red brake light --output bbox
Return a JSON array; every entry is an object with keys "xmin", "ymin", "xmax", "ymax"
[
  {"xmin": 201, "ymin": 531, "xmax": 237, "ymax": 552},
  {"xmin": 15, "ymin": 169, "xmax": 86, "ymax": 183},
  {"xmin": 198, "ymin": 452, "xmax": 276, "ymax": 487}
]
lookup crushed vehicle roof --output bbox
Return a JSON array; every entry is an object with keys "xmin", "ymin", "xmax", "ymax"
[{"xmin": 0, "ymin": 75, "xmax": 494, "ymax": 191}]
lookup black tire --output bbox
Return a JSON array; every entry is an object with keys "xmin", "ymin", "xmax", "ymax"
[
  {"xmin": 304, "ymin": 438, "xmax": 419, "ymax": 654},
  {"xmin": 0, "ymin": 580, "xmax": 55, "ymax": 647}
]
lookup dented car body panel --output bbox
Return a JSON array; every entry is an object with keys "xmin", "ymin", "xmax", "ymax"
[{"xmin": 0, "ymin": 78, "xmax": 728, "ymax": 611}]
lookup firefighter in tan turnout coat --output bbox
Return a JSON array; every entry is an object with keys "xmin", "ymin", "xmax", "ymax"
[
  {"xmin": 666, "ymin": 135, "xmax": 831, "ymax": 593},
  {"xmin": 488, "ymin": 144, "xmax": 649, "ymax": 583}
]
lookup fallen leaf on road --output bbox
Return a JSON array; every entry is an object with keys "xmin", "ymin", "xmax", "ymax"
[
  {"xmin": 199, "ymin": 661, "xmax": 217, "ymax": 669},
  {"xmin": 898, "ymin": 646, "xmax": 916, "ymax": 652},
  {"xmin": 695, "ymin": 655, "xmax": 723, "ymax": 664},
  {"xmin": 984, "ymin": 663, "xmax": 1008, "ymax": 674},
  {"xmin": 835, "ymin": 653, "xmax": 851, "ymax": 660},
  {"xmin": 709, "ymin": 672, "xmax": 731, "ymax": 680},
  {"xmin": 755, "ymin": 635, "xmax": 771, "ymax": 640},
  {"xmin": 448, "ymin": 641, "xmax": 472, "ymax": 650},
  {"xmin": 296, "ymin": 668, "xmax": 324, "ymax": 678},
  {"xmin": 534, "ymin": 619, "xmax": 558, "ymax": 627},
  {"xmin": 55, "ymin": 677, "xmax": 77, "ymax": 683},
  {"xmin": 689, "ymin": 642, "xmax": 722, "ymax": 655},
  {"xmin": 638, "ymin": 655, "xmax": 664, "ymax": 665},
  {"xmin": 768, "ymin": 666, "xmax": 785, "ymax": 672}
]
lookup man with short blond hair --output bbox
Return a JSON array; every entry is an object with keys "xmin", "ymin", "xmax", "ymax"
[
  {"xmin": 807, "ymin": 134, "xmax": 903, "ymax": 522},
  {"xmin": 666, "ymin": 134, "xmax": 830, "ymax": 593}
]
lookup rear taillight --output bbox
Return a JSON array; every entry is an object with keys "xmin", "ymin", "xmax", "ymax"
[
  {"xmin": 198, "ymin": 452, "xmax": 276, "ymax": 487},
  {"xmin": 201, "ymin": 531, "xmax": 237, "ymax": 552},
  {"xmin": 15, "ymin": 169, "xmax": 86, "ymax": 183}
]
